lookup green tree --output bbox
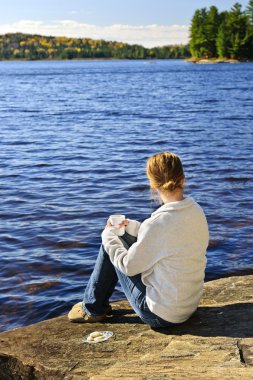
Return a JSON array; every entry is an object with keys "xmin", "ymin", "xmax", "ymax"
[
  {"xmin": 205, "ymin": 6, "xmax": 220, "ymax": 57},
  {"xmin": 216, "ymin": 12, "xmax": 230, "ymax": 58},
  {"xmin": 190, "ymin": 8, "xmax": 209, "ymax": 57},
  {"xmin": 246, "ymin": 0, "xmax": 253, "ymax": 26},
  {"xmin": 245, "ymin": 0, "xmax": 253, "ymax": 58},
  {"xmin": 227, "ymin": 2, "xmax": 250, "ymax": 59}
]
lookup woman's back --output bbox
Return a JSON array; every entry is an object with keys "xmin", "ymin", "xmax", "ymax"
[{"xmin": 141, "ymin": 197, "xmax": 209, "ymax": 323}]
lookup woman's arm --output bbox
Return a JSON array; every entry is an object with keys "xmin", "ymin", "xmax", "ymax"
[
  {"xmin": 125, "ymin": 219, "xmax": 141, "ymax": 237},
  {"xmin": 102, "ymin": 219, "xmax": 165, "ymax": 276}
]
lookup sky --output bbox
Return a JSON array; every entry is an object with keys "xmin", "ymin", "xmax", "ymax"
[{"xmin": 0, "ymin": 0, "xmax": 250, "ymax": 47}]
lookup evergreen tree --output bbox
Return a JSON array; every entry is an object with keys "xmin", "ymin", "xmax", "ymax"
[
  {"xmin": 227, "ymin": 2, "xmax": 250, "ymax": 59},
  {"xmin": 189, "ymin": 2, "xmax": 253, "ymax": 60},
  {"xmin": 245, "ymin": 0, "xmax": 253, "ymax": 58},
  {"xmin": 190, "ymin": 8, "xmax": 209, "ymax": 57},
  {"xmin": 216, "ymin": 12, "xmax": 230, "ymax": 58},
  {"xmin": 205, "ymin": 6, "xmax": 220, "ymax": 57},
  {"xmin": 246, "ymin": 0, "xmax": 253, "ymax": 26}
]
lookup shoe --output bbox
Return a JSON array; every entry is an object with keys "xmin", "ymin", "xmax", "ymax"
[
  {"xmin": 70, "ymin": 302, "xmax": 113, "ymax": 314},
  {"xmin": 71, "ymin": 302, "xmax": 83, "ymax": 310},
  {"xmin": 68, "ymin": 303, "xmax": 112, "ymax": 323}
]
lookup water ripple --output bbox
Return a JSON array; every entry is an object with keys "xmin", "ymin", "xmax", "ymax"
[{"xmin": 0, "ymin": 59, "xmax": 252, "ymax": 332}]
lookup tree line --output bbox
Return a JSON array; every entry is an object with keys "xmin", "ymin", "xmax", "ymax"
[
  {"xmin": 190, "ymin": 1, "xmax": 253, "ymax": 60},
  {"xmin": 1, "ymin": 2, "xmax": 252, "ymax": 62},
  {"xmin": 0, "ymin": 33, "xmax": 190, "ymax": 61}
]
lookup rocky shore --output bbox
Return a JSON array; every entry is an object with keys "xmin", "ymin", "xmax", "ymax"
[
  {"xmin": 186, "ymin": 58, "xmax": 242, "ymax": 64},
  {"xmin": 0, "ymin": 275, "xmax": 253, "ymax": 379}
]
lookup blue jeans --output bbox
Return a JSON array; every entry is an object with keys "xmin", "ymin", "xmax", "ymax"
[{"xmin": 82, "ymin": 232, "xmax": 173, "ymax": 328}]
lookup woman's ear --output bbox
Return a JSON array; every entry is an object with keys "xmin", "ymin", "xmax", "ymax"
[{"xmin": 180, "ymin": 177, "xmax": 185, "ymax": 187}]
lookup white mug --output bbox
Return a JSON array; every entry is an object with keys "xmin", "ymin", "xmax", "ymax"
[{"xmin": 109, "ymin": 214, "xmax": 125, "ymax": 236}]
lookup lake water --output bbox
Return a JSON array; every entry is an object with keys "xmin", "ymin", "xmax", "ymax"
[{"xmin": 0, "ymin": 59, "xmax": 252, "ymax": 332}]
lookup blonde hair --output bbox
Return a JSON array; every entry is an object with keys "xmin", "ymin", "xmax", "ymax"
[{"xmin": 146, "ymin": 152, "xmax": 184, "ymax": 192}]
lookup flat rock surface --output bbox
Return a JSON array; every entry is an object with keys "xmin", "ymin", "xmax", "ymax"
[{"xmin": 0, "ymin": 275, "xmax": 253, "ymax": 379}]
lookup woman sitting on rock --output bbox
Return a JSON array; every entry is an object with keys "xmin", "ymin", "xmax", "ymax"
[{"xmin": 68, "ymin": 152, "xmax": 209, "ymax": 328}]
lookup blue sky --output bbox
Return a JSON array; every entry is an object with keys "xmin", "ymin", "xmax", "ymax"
[{"xmin": 0, "ymin": 0, "xmax": 250, "ymax": 47}]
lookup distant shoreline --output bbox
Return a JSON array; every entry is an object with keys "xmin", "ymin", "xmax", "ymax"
[
  {"xmin": 0, "ymin": 33, "xmax": 190, "ymax": 61},
  {"xmin": 186, "ymin": 57, "xmax": 253, "ymax": 64},
  {"xmin": 0, "ymin": 57, "xmax": 186, "ymax": 62},
  {"xmin": 1, "ymin": 57, "xmax": 252, "ymax": 63}
]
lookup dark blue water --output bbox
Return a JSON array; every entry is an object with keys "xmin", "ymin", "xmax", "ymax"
[{"xmin": 0, "ymin": 59, "xmax": 252, "ymax": 332}]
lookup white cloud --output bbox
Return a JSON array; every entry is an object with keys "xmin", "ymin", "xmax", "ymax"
[{"xmin": 0, "ymin": 20, "xmax": 190, "ymax": 47}]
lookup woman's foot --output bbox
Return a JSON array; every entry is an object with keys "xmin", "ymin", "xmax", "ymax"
[{"xmin": 68, "ymin": 302, "xmax": 112, "ymax": 323}]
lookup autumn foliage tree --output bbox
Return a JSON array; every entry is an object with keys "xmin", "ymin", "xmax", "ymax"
[{"xmin": 0, "ymin": 33, "xmax": 190, "ymax": 61}]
